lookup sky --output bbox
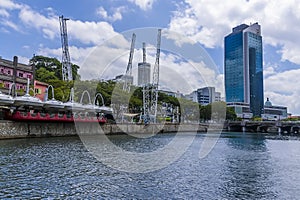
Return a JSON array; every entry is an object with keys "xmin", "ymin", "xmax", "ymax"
[{"xmin": 1, "ymin": 0, "xmax": 300, "ymax": 115}]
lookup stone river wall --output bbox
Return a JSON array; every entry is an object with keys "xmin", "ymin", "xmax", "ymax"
[{"xmin": 0, "ymin": 121, "xmax": 208, "ymax": 139}]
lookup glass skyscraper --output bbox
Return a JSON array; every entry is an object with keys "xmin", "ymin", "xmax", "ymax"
[{"xmin": 224, "ymin": 23, "xmax": 264, "ymax": 117}]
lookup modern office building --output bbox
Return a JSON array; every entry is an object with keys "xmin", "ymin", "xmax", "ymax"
[
  {"xmin": 0, "ymin": 56, "xmax": 34, "ymax": 95},
  {"xmin": 185, "ymin": 91, "xmax": 198, "ymax": 103},
  {"xmin": 185, "ymin": 87, "xmax": 221, "ymax": 105},
  {"xmin": 224, "ymin": 22, "xmax": 264, "ymax": 117},
  {"xmin": 197, "ymin": 87, "xmax": 221, "ymax": 105}
]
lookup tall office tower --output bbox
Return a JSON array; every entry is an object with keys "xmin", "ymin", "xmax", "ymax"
[
  {"xmin": 224, "ymin": 22, "xmax": 264, "ymax": 116},
  {"xmin": 138, "ymin": 62, "xmax": 151, "ymax": 86}
]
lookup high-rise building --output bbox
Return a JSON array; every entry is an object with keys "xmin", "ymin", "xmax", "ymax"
[
  {"xmin": 137, "ymin": 42, "xmax": 151, "ymax": 86},
  {"xmin": 137, "ymin": 62, "xmax": 151, "ymax": 86},
  {"xmin": 224, "ymin": 22, "xmax": 264, "ymax": 116}
]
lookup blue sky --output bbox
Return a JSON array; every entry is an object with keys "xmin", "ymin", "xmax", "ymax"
[{"xmin": 1, "ymin": 0, "xmax": 300, "ymax": 115}]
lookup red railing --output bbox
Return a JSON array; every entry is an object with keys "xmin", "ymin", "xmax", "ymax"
[{"xmin": 5, "ymin": 111, "xmax": 107, "ymax": 123}]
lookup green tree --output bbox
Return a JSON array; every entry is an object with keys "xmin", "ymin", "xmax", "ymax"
[
  {"xmin": 35, "ymin": 67, "xmax": 58, "ymax": 83},
  {"xmin": 226, "ymin": 106, "xmax": 237, "ymax": 120},
  {"xmin": 30, "ymin": 55, "xmax": 80, "ymax": 81}
]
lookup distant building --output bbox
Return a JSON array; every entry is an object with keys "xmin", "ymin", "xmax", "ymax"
[
  {"xmin": 197, "ymin": 87, "xmax": 221, "ymax": 105},
  {"xmin": 184, "ymin": 91, "xmax": 198, "ymax": 103},
  {"xmin": 226, "ymin": 102, "xmax": 253, "ymax": 119},
  {"xmin": 34, "ymin": 80, "xmax": 48, "ymax": 101},
  {"xmin": 0, "ymin": 56, "xmax": 34, "ymax": 95},
  {"xmin": 262, "ymin": 98, "xmax": 287, "ymax": 120},
  {"xmin": 224, "ymin": 22, "xmax": 264, "ymax": 116},
  {"xmin": 114, "ymin": 74, "xmax": 134, "ymax": 87},
  {"xmin": 137, "ymin": 62, "xmax": 151, "ymax": 86},
  {"xmin": 159, "ymin": 89, "xmax": 183, "ymax": 98},
  {"xmin": 185, "ymin": 87, "xmax": 221, "ymax": 105}
]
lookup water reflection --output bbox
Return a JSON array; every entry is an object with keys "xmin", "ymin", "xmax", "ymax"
[
  {"xmin": 1, "ymin": 133, "xmax": 300, "ymax": 199},
  {"xmin": 221, "ymin": 133, "xmax": 277, "ymax": 199}
]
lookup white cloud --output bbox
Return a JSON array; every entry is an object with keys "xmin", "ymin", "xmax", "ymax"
[
  {"xmin": 67, "ymin": 20, "xmax": 118, "ymax": 45},
  {"xmin": 79, "ymin": 43, "xmax": 222, "ymax": 94},
  {"xmin": 0, "ymin": 27, "xmax": 9, "ymax": 33},
  {"xmin": 128, "ymin": 0, "xmax": 155, "ymax": 11},
  {"xmin": 0, "ymin": 0, "xmax": 22, "ymax": 10},
  {"xmin": 0, "ymin": 20, "xmax": 20, "ymax": 31},
  {"xmin": 1, "ymin": 1, "xmax": 119, "ymax": 46},
  {"xmin": 37, "ymin": 46, "xmax": 96, "ymax": 68},
  {"xmin": 0, "ymin": 8, "xmax": 9, "ymax": 17},
  {"xmin": 169, "ymin": 0, "xmax": 300, "ymax": 65},
  {"xmin": 17, "ymin": 56, "xmax": 30, "ymax": 64},
  {"xmin": 264, "ymin": 68, "xmax": 300, "ymax": 115},
  {"xmin": 37, "ymin": 34, "xmax": 129, "ymax": 80},
  {"xmin": 278, "ymin": 41, "xmax": 300, "ymax": 64},
  {"xmin": 19, "ymin": 6, "xmax": 59, "ymax": 39},
  {"xmin": 263, "ymin": 65, "xmax": 276, "ymax": 78},
  {"xmin": 96, "ymin": 6, "xmax": 125, "ymax": 22}
]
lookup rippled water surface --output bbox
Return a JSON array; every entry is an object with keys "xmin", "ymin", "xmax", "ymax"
[{"xmin": 1, "ymin": 132, "xmax": 300, "ymax": 199}]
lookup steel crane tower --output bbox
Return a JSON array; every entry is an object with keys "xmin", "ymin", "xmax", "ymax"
[
  {"xmin": 59, "ymin": 15, "xmax": 73, "ymax": 81},
  {"xmin": 142, "ymin": 29, "xmax": 161, "ymax": 124},
  {"xmin": 142, "ymin": 42, "xmax": 151, "ymax": 123},
  {"xmin": 123, "ymin": 33, "xmax": 136, "ymax": 92},
  {"xmin": 150, "ymin": 29, "xmax": 162, "ymax": 122}
]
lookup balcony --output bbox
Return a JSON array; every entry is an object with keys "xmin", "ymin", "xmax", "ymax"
[
  {"xmin": 16, "ymin": 77, "xmax": 28, "ymax": 84},
  {"xmin": 17, "ymin": 64, "xmax": 33, "ymax": 72},
  {"xmin": 0, "ymin": 74, "xmax": 13, "ymax": 81}
]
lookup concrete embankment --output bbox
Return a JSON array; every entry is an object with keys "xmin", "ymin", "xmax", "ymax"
[{"xmin": 0, "ymin": 121, "xmax": 208, "ymax": 139}]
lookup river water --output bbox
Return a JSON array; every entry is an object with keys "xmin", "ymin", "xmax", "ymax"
[{"xmin": 1, "ymin": 132, "xmax": 300, "ymax": 199}]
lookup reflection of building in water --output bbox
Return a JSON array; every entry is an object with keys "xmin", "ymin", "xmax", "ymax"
[
  {"xmin": 262, "ymin": 98, "xmax": 287, "ymax": 120},
  {"xmin": 184, "ymin": 87, "xmax": 221, "ymax": 105}
]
